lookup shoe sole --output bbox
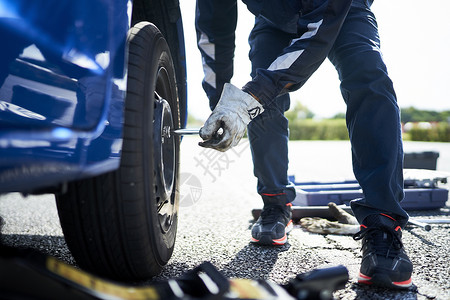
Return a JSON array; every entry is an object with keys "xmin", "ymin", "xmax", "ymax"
[
  {"xmin": 358, "ymin": 272, "xmax": 412, "ymax": 289},
  {"xmin": 251, "ymin": 220, "xmax": 293, "ymax": 246}
]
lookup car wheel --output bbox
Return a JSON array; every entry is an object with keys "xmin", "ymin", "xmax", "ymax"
[{"xmin": 56, "ymin": 22, "xmax": 180, "ymax": 281}]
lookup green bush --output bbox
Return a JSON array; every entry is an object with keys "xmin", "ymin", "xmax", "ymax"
[
  {"xmin": 288, "ymin": 119, "xmax": 449, "ymax": 142},
  {"xmin": 289, "ymin": 119, "xmax": 349, "ymax": 140},
  {"xmin": 408, "ymin": 122, "xmax": 450, "ymax": 142}
]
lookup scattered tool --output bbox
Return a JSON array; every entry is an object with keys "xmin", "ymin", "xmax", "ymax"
[
  {"xmin": 407, "ymin": 219, "xmax": 432, "ymax": 231},
  {"xmin": 0, "ymin": 245, "xmax": 348, "ymax": 300},
  {"xmin": 411, "ymin": 219, "xmax": 450, "ymax": 224},
  {"xmin": 298, "ymin": 203, "xmax": 360, "ymax": 235},
  {"xmin": 406, "ymin": 218, "xmax": 450, "ymax": 231},
  {"xmin": 289, "ymin": 170, "xmax": 449, "ymax": 211}
]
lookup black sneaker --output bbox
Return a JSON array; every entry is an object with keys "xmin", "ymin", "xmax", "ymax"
[
  {"xmin": 251, "ymin": 203, "xmax": 293, "ymax": 245},
  {"xmin": 353, "ymin": 213, "xmax": 413, "ymax": 289}
]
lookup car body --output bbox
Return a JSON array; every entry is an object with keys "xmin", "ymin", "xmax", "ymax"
[
  {"xmin": 0, "ymin": 0, "xmax": 187, "ymax": 194},
  {"xmin": 0, "ymin": 0, "xmax": 188, "ymax": 281}
]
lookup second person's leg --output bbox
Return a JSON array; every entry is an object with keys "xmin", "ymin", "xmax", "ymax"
[
  {"xmin": 247, "ymin": 17, "xmax": 296, "ymax": 245},
  {"xmin": 328, "ymin": 0, "xmax": 412, "ymax": 288}
]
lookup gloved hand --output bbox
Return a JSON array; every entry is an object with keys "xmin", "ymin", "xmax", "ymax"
[{"xmin": 199, "ymin": 83, "xmax": 264, "ymax": 152}]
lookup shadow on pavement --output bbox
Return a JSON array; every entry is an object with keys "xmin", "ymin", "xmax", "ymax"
[
  {"xmin": 0, "ymin": 234, "xmax": 75, "ymax": 266},
  {"xmin": 219, "ymin": 242, "xmax": 291, "ymax": 280}
]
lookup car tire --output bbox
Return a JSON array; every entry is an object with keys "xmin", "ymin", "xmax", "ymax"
[{"xmin": 56, "ymin": 22, "xmax": 180, "ymax": 281}]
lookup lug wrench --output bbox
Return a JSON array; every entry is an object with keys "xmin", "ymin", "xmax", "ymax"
[{"xmin": 172, "ymin": 128, "xmax": 201, "ymax": 136}]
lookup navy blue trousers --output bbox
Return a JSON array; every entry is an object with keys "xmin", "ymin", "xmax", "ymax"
[{"xmin": 247, "ymin": 0, "xmax": 408, "ymax": 226}]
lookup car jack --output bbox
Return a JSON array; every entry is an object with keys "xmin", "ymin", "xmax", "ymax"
[{"xmin": 0, "ymin": 245, "xmax": 348, "ymax": 300}]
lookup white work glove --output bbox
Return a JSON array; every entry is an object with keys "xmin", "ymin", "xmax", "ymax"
[{"xmin": 199, "ymin": 83, "xmax": 264, "ymax": 152}]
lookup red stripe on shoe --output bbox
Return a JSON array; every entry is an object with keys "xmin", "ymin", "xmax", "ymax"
[
  {"xmin": 272, "ymin": 234, "xmax": 287, "ymax": 245},
  {"xmin": 393, "ymin": 277, "xmax": 412, "ymax": 288},
  {"xmin": 261, "ymin": 193, "xmax": 286, "ymax": 196},
  {"xmin": 358, "ymin": 272, "xmax": 372, "ymax": 284},
  {"xmin": 286, "ymin": 220, "xmax": 293, "ymax": 233},
  {"xmin": 380, "ymin": 213, "xmax": 396, "ymax": 221}
]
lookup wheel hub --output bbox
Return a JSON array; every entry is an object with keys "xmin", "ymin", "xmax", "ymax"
[{"xmin": 153, "ymin": 97, "xmax": 176, "ymax": 233}]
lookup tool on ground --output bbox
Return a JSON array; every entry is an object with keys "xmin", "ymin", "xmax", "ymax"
[
  {"xmin": 0, "ymin": 245, "xmax": 348, "ymax": 300},
  {"xmin": 407, "ymin": 219, "xmax": 432, "ymax": 231},
  {"xmin": 172, "ymin": 128, "xmax": 201, "ymax": 136},
  {"xmin": 298, "ymin": 203, "xmax": 360, "ymax": 235},
  {"xmin": 405, "ymin": 218, "xmax": 450, "ymax": 231},
  {"xmin": 289, "ymin": 170, "xmax": 449, "ymax": 211},
  {"xmin": 283, "ymin": 265, "xmax": 349, "ymax": 300},
  {"xmin": 411, "ymin": 219, "xmax": 450, "ymax": 224}
]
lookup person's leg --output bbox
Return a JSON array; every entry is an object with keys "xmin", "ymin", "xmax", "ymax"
[
  {"xmin": 247, "ymin": 17, "xmax": 296, "ymax": 245},
  {"xmin": 195, "ymin": 0, "xmax": 237, "ymax": 109},
  {"xmin": 328, "ymin": 0, "xmax": 412, "ymax": 288},
  {"xmin": 328, "ymin": 0, "xmax": 407, "ymax": 225}
]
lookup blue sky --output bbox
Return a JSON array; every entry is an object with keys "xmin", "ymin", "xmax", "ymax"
[{"xmin": 180, "ymin": 0, "xmax": 450, "ymax": 120}]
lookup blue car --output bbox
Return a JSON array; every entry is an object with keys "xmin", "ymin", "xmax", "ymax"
[{"xmin": 0, "ymin": 0, "xmax": 187, "ymax": 281}]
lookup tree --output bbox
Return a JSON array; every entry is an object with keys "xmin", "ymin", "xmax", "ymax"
[
  {"xmin": 401, "ymin": 107, "xmax": 450, "ymax": 123},
  {"xmin": 286, "ymin": 101, "xmax": 315, "ymax": 122},
  {"xmin": 331, "ymin": 112, "xmax": 346, "ymax": 119}
]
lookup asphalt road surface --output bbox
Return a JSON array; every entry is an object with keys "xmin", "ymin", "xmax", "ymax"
[{"xmin": 1, "ymin": 138, "xmax": 450, "ymax": 299}]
